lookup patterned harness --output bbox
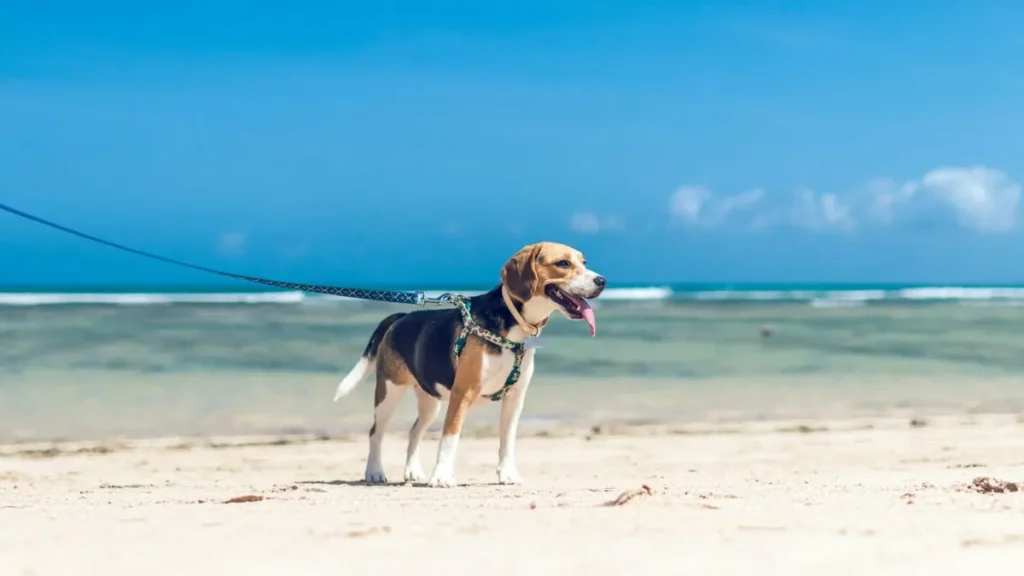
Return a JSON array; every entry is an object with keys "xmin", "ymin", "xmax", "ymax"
[{"xmin": 447, "ymin": 294, "xmax": 525, "ymax": 402}]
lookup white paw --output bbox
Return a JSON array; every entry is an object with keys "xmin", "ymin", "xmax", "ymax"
[
  {"xmin": 403, "ymin": 463, "xmax": 425, "ymax": 482},
  {"xmin": 364, "ymin": 468, "xmax": 388, "ymax": 485},
  {"xmin": 497, "ymin": 466, "xmax": 523, "ymax": 485},
  {"xmin": 427, "ymin": 467, "xmax": 457, "ymax": 488}
]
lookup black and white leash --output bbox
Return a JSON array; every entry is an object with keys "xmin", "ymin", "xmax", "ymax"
[{"xmin": 0, "ymin": 201, "xmax": 453, "ymax": 306}]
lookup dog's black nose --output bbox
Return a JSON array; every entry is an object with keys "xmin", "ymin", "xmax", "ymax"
[{"xmin": 594, "ymin": 276, "xmax": 606, "ymax": 288}]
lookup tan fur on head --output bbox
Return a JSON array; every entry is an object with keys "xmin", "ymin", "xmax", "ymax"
[
  {"xmin": 502, "ymin": 242, "xmax": 596, "ymax": 301},
  {"xmin": 501, "ymin": 244, "xmax": 543, "ymax": 302}
]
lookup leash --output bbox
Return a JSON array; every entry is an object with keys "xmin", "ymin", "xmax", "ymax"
[
  {"xmin": 0, "ymin": 201, "xmax": 452, "ymax": 307},
  {"xmin": 0, "ymin": 201, "xmax": 531, "ymax": 400}
]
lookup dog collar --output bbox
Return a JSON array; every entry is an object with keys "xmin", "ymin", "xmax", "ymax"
[
  {"xmin": 500, "ymin": 285, "xmax": 542, "ymax": 337},
  {"xmin": 448, "ymin": 295, "xmax": 525, "ymax": 402}
]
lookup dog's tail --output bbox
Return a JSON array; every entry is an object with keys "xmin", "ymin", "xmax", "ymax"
[{"xmin": 333, "ymin": 312, "xmax": 407, "ymax": 401}]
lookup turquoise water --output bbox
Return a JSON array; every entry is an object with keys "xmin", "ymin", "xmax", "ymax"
[{"xmin": 2, "ymin": 284, "xmax": 1024, "ymax": 443}]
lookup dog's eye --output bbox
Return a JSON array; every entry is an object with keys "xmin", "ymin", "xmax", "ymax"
[{"xmin": 555, "ymin": 260, "xmax": 572, "ymax": 269}]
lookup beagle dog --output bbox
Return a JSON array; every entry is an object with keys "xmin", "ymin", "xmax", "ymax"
[{"xmin": 332, "ymin": 242, "xmax": 606, "ymax": 487}]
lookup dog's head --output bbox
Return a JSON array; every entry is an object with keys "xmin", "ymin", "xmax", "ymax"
[{"xmin": 501, "ymin": 242, "xmax": 606, "ymax": 336}]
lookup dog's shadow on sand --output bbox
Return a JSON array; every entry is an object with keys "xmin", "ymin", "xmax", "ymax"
[
  {"xmin": 298, "ymin": 479, "xmax": 372, "ymax": 488},
  {"xmin": 297, "ymin": 479, "xmax": 508, "ymax": 489}
]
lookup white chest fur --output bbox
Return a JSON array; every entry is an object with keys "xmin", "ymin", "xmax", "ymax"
[
  {"xmin": 476, "ymin": 347, "xmax": 535, "ymax": 401},
  {"xmin": 433, "ymin": 347, "xmax": 535, "ymax": 403}
]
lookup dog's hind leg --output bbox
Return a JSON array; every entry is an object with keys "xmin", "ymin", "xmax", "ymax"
[
  {"xmin": 364, "ymin": 364, "xmax": 410, "ymax": 485},
  {"xmin": 404, "ymin": 387, "xmax": 441, "ymax": 482}
]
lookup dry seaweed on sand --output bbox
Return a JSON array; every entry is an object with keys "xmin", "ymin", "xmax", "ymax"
[{"xmin": 602, "ymin": 485, "xmax": 654, "ymax": 506}]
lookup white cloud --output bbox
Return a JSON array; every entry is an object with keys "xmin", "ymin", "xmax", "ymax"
[
  {"xmin": 861, "ymin": 177, "xmax": 918, "ymax": 224},
  {"xmin": 669, "ymin": 186, "xmax": 771, "ymax": 230},
  {"xmin": 857, "ymin": 166, "xmax": 1020, "ymax": 232},
  {"xmin": 216, "ymin": 231, "xmax": 246, "ymax": 256},
  {"xmin": 706, "ymin": 188, "xmax": 764, "ymax": 226},
  {"xmin": 667, "ymin": 165, "xmax": 1022, "ymax": 234},
  {"xmin": 790, "ymin": 188, "xmax": 855, "ymax": 231},
  {"xmin": 668, "ymin": 186, "xmax": 712, "ymax": 224},
  {"xmin": 918, "ymin": 166, "xmax": 1020, "ymax": 232},
  {"xmin": 569, "ymin": 212, "xmax": 624, "ymax": 234},
  {"xmin": 602, "ymin": 214, "xmax": 625, "ymax": 231},
  {"xmin": 570, "ymin": 212, "xmax": 600, "ymax": 234}
]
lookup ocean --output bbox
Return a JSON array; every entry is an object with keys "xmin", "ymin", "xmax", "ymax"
[{"xmin": 3, "ymin": 283, "xmax": 1024, "ymax": 443}]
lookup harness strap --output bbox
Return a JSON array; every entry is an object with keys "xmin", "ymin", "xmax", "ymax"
[{"xmin": 449, "ymin": 295, "xmax": 526, "ymax": 402}]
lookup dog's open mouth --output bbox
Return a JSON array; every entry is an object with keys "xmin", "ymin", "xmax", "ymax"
[{"xmin": 544, "ymin": 284, "xmax": 597, "ymax": 337}]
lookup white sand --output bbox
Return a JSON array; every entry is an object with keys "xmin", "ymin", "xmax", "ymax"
[{"xmin": 2, "ymin": 414, "xmax": 1024, "ymax": 575}]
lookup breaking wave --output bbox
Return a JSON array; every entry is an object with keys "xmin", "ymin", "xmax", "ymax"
[{"xmin": 2, "ymin": 286, "xmax": 1024, "ymax": 306}]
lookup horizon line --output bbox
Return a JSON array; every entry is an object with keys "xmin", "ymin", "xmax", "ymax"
[{"xmin": 4, "ymin": 281, "xmax": 1024, "ymax": 293}]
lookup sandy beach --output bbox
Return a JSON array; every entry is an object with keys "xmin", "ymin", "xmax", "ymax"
[{"xmin": 3, "ymin": 413, "xmax": 1023, "ymax": 576}]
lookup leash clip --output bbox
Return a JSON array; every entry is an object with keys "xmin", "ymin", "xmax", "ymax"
[{"xmin": 419, "ymin": 292, "xmax": 458, "ymax": 307}]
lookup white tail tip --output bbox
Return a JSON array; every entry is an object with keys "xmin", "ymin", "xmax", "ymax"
[{"xmin": 333, "ymin": 357, "xmax": 371, "ymax": 401}]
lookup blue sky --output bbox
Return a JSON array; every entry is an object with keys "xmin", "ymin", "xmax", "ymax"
[{"xmin": 3, "ymin": 0, "xmax": 1024, "ymax": 288}]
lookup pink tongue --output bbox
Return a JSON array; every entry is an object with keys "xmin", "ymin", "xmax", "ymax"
[{"xmin": 577, "ymin": 298, "xmax": 597, "ymax": 337}]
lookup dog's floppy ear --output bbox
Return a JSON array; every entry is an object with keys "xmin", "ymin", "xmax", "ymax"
[{"xmin": 502, "ymin": 244, "xmax": 541, "ymax": 302}]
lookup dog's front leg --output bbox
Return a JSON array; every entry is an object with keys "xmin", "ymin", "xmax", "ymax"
[
  {"xmin": 427, "ymin": 342, "xmax": 483, "ymax": 488},
  {"xmin": 497, "ymin": 353, "xmax": 534, "ymax": 485}
]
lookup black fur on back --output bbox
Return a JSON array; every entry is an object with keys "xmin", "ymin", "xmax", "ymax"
[
  {"xmin": 366, "ymin": 284, "xmax": 522, "ymax": 398},
  {"xmin": 361, "ymin": 312, "xmax": 406, "ymax": 358}
]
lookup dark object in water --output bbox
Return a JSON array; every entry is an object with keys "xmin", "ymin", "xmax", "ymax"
[{"xmin": 760, "ymin": 325, "xmax": 773, "ymax": 338}]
